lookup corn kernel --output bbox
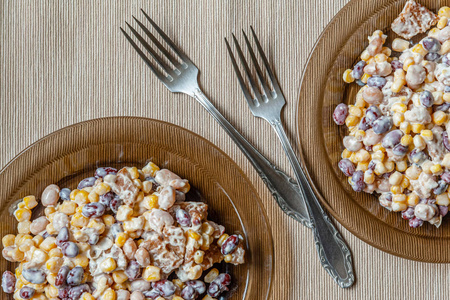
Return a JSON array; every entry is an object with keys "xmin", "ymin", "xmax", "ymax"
[
  {"xmin": 23, "ymin": 196, "xmax": 38, "ymax": 209},
  {"xmin": 2, "ymin": 234, "xmax": 15, "ymax": 248},
  {"xmin": 46, "ymin": 257, "xmax": 63, "ymax": 273},
  {"xmin": 45, "ymin": 285, "xmax": 59, "ymax": 298},
  {"xmin": 391, "ymin": 202, "xmax": 407, "ymax": 212},
  {"xmin": 70, "ymin": 189, "xmax": 80, "ymax": 201},
  {"xmin": 39, "ymin": 237, "xmax": 57, "ymax": 252},
  {"xmin": 420, "ymin": 129, "xmax": 434, "ymax": 141},
  {"xmin": 142, "ymin": 162, "xmax": 160, "ymax": 177},
  {"xmin": 355, "ymin": 149, "xmax": 370, "ymax": 163},
  {"xmin": 392, "ymin": 112, "xmax": 404, "ymax": 127},
  {"xmin": 173, "ymin": 278, "xmax": 185, "ymax": 289},
  {"xmin": 102, "ymin": 214, "xmax": 115, "ymax": 226},
  {"xmin": 48, "ymin": 248, "xmax": 63, "ymax": 258},
  {"xmin": 115, "ymin": 232, "xmax": 129, "ymax": 247},
  {"xmin": 411, "ymin": 123, "xmax": 425, "ymax": 133},
  {"xmin": 71, "ymin": 212, "xmax": 89, "ymax": 228},
  {"xmin": 142, "ymin": 181, "xmax": 153, "ymax": 194},
  {"xmin": 116, "ymin": 205, "xmax": 133, "ymax": 221},
  {"xmin": 399, "ymin": 121, "xmax": 411, "ymax": 134},
  {"xmin": 217, "ymin": 234, "xmax": 229, "ymax": 247},
  {"xmin": 81, "ymin": 293, "xmax": 96, "ymax": 300},
  {"xmin": 14, "ymin": 208, "xmax": 32, "ymax": 222},
  {"xmin": 345, "ymin": 115, "xmax": 359, "ymax": 127},
  {"xmin": 194, "ymin": 250, "xmax": 205, "ymax": 264},
  {"xmin": 32, "ymin": 235, "xmax": 44, "ymax": 247},
  {"xmin": 46, "ymin": 223, "xmax": 57, "ymax": 235},
  {"xmin": 407, "ymin": 193, "xmax": 419, "ymax": 206},
  {"xmin": 342, "ymin": 69, "xmax": 355, "ymax": 83},
  {"xmin": 442, "ymin": 153, "xmax": 450, "ymax": 168},
  {"xmin": 88, "ymin": 191, "xmax": 99, "ymax": 203},
  {"xmin": 436, "ymin": 193, "xmax": 450, "ymax": 206},
  {"xmin": 100, "ymin": 257, "xmax": 117, "ymax": 273},
  {"xmin": 400, "ymin": 177, "xmax": 410, "ymax": 189},
  {"xmin": 400, "ymin": 135, "xmax": 412, "ymax": 147},
  {"xmin": 87, "ymin": 219, "xmax": 105, "ymax": 234},
  {"xmin": 433, "ymin": 111, "xmax": 448, "ymax": 126},
  {"xmin": 74, "ymin": 190, "xmax": 89, "ymax": 205},
  {"xmin": 75, "ymin": 255, "xmax": 90, "ymax": 268},
  {"xmin": 187, "ymin": 230, "xmax": 201, "ymax": 241},
  {"xmin": 439, "ymin": 6, "xmax": 450, "ymax": 18},
  {"xmin": 44, "ymin": 206, "xmax": 56, "ymax": 217},
  {"xmin": 17, "ymin": 220, "xmax": 31, "ymax": 234},
  {"xmin": 363, "ymin": 170, "xmax": 375, "ymax": 184},
  {"xmin": 431, "ymin": 164, "xmax": 443, "ymax": 175},
  {"xmin": 341, "ymin": 149, "xmax": 352, "ymax": 159},
  {"xmin": 102, "ymin": 288, "xmax": 116, "ymax": 300},
  {"xmin": 112, "ymin": 270, "xmax": 128, "ymax": 284},
  {"xmin": 58, "ymin": 201, "xmax": 77, "ymax": 215},
  {"xmin": 142, "ymin": 266, "xmax": 161, "ymax": 282},
  {"xmin": 412, "ymin": 43, "xmax": 427, "ymax": 56},
  {"xmin": 389, "ymin": 172, "xmax": 403, "ymax": 186},
  {"xmin": 391, "ymin": 103, "xmax": 407, "ymax": 113},
  {"xmin": 143, "ymin": 195, "xmax": 159, "ymax": 210},
  {"xmin": 441, "ymin": 40, "xmax": 450, "ymax": 55},
  {"xmin": 361, "ymin": 73, "xmax": 371, "ymax": 84},
  {"xmin": 390, "ymin": 185, "xmax": 403, "ymax": 195},
  {"xmin": 403, "ymin": 58, "xmax": 414, "ymax": 71},
  {"xmin": 392, "ymin": 38, "xmax": 409, "ymax": 52},
  {"xmin": 348, "ymin": 106, "xmax": 362, "ymax": 117},
  {"xmin": 385, "ymin": 160, "xmax": 395, "ymax": 172}
]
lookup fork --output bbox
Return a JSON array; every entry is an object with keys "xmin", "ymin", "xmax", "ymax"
[
  {"xmin": 225, "ymin": 28, "xmax": 354, "ymax": 288},
  {"xmin": 120, "ymin": 11, "xmax": 314, "ymax": 229}
]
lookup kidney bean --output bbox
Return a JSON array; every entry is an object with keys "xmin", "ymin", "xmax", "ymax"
[
  {"xmin": 152, "ymin": 280, "xmax": 176, "ymax": 297},
  {"xmin": 61, "ymin": 241, "xmax": 79, "ymax": 258},
  {"xmin": 391, "ymin": 60, "xmax": 403, "ymax": 71},
  {"xmin": 408, "ymin": 149, "xmax": 429, "ymax": 165},
  {"xmin": 66, "ymin": 266, "xmax": 84, "ymax": 286},
  {"xmin": 409, "ymin": 217, "xmax": 424, "ymax": 228},
  {"xmin": 22, "ymin": 268, "xmax": 46, "ymax": 284},
  {"xmin": 186, "ymin": 280, "xmax": 206, "ymax": 294},
  {"xmin": 338, "ymin": 159, "xmax": 355, "ymax": 177},
  {"xmin": 110, "ymin": 223, "xmax": 123, "ymax": 239},
  {"xmin": 82, "ymin": 202, "xmax": 105, "ymax": 218},
  {"xmin": 441, "ymin": 172, "xmax": 450, "ymax": 184},
  {"xmin": 425, "ymin": 52, "xmax": 441, "ymax": 61},
  {"xmin": 422, "ymin": 37, "xmax": 441, "ymax": 52},
  {"xmin": 382, "ymin": 130, "xmax": 403, "ymax": 149},
  {"xmin": 351, "ymin": 170, "xmax": 366, "ymax": 192},
  {"xmin": 95, "ymin": 167, "xmax": 118, "ymax": 178},
  {"xmin": 208, "ymin": 273, "xmax": 231, "ymax": 297},
  {"xmin": 358, "ymin": 117, "xmax": 370, "ymax": 131},
  {"xmin": 99, "ymin": 191, "xmax": 115, "ymax": 208},
  {"xmin": 392, "ymin": 144, "xmax": 408, "ymax": 156},
  {"xmin": 443, "ymin": 54, "xmax": 450, "ymax": 65},
  {"xmin": 68, "ymin": 284, "xmax": 90, "ymax": 299},
  {"xmin": 142, "ymin": 289, "xmax": 160, "ymax": 299},
  {"xmin": 433, "ymin": 180, "xmax": 448, "ymax": 195},
  {"xmin": 368, "ymin": 160, "xmax": 377, "ymax": 171},
  {"xmin": 332, "ymin": 103, "xmax": 348, "ymax": 125},
  {"xmin": 19, "ymin": 286, "xmax": 35, "ymax": 299},
  {"xmin": 180, "ymin": 286, "xmax": 197, "ymax": 300},
  {"xmin": 372, "ymin": 116, "xmax": 392, "ymax": 134},
  {"xmin": 55, "ymin": 265, "xmax": 70, "ymax": 287},
  {"xmin": 125, "ymin": 261, "xmax": 141, "ymax": 281},
  {"xmin": 30, "ymin": 216, "xmax": 49, "ymax": 235},
  {"xmin": 58, "ymin": 286, "xmax": 70, "ymax": 298},
  {"xmin": 443, "ymin": 131, "xmax": 450, "ymax": 151},
  {"xmin": 419, "ymin": 90, "xmax": 434, "ymax": 107},
  {"xmin": 59, "ymin": 188, "xmax": 71, "ymax": 201},
  {"xmin": 221, "ymin": 235, "xmax": 239, "ymax": 255},
  {"xmin": 1, "ymin": 271, "xmax": 15, "ymax": 293},
  {"xmin": 365, "ymin": 106, "xmax": 382, "ymax": 124},
  {"xmin": 439, "ymin": 205, "xmax": 449, "ymax": 216},
  {"xmin": 41, "ymin": 184, "xmax": 60, "ymax": 207},
  {"xmin": 110, "ymin": 195, "xmax": 123, "ymax": 213},
  {"xmin": 352, "ymin": 61, "xmax": 366, "ymax": 79},
  {"xmin": 77, "ymin": 177, "xmax": 96, "ymax": 189},
  {"xmin": 434, "ymin": 102, "xmax": 450, "ymax": 112},
  {"xmin": 176, "ymin": 209, "xmax": 191, "ymax": 227},
  {"xmin": 56, "ymin": 227, "xmax": 70, "ymax": 247},
  {"xmin": 367, "ymin": 76, "xmax": 387, "ymax": 89},
  {"xmin": 401, "ymin": 207, "xmax": 415, "ymax": 220}
]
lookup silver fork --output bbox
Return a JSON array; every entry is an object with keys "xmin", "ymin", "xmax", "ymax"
[
  {"xmin": 120, "ymin": 11, "xmax": 313, "ymax": 229},
  {"xmin": 225, "ymin": 28, "xmax": 354, "ymax": 288}
]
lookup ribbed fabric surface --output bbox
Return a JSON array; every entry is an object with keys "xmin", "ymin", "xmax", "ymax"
[{"xmin": 1, "ymin": 1, "xmax": 447, "ymax": 299}]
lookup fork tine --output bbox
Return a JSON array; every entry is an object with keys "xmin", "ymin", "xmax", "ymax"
[
  {"xmin": 231, "ymin": 33, "xmax": 263, "ymax": 102},
  {"xmin": 125, "ymin": 22, "xmax": 175, "ymax": 79},
  {"xmin": 242, "ymin": 30, "xmax": 273, "ymax": 99},
  {"xmin": 140, "ymin": 10, "xmax": 192, "ymax": 64},
  {"xmin": 132, "ymin": 16, "xmax": 182, "ymax": 70},
  {"xmin": 250, "ymin": 26, "xmax": 281, "ymax": 93},
  {"xmin": 225, "ymin": 38, "xmax": 255, "ymax": 106},
  {"xmin": 120, "ymin": 27, "xmax": 168, "ymax": 82}
]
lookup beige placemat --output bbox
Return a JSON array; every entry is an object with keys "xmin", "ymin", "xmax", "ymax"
[{"xmin": 1, "ymin": 1, "xmax": 448, "ymax": 299}]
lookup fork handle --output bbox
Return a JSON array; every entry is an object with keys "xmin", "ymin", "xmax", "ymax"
[
  {"xmin": 191, "ymin": 88, "xmax": 312, "ymax": 228},
  {"xmin": 271, "ymin": 119, "xmax": 354, "ymax": 288}
]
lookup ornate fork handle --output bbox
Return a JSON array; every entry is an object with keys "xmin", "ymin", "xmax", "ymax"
[
  {"xmin": 192, "ymin": 88, "xmax": 312, "ymax": 228},
  {"xmin": 271, "ymin": 119, "xmax": 354, "ymax": 288}
]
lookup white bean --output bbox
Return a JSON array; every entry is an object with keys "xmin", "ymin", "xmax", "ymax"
[
  {"xmin": 129, "ymin": 280, "xmax": 151, "ymax": 292},
  {"xmin": 158, "ymin": 186, "xmax": 176, "ymax": 210},
  {"xmin": 30, "ymin": 216, "xmax": 49, "ymax": 235},
  {"xmin": 406, "ymin": 64, "xmax": 426, "ymax": 87},
  {"xmin": 41, "ymin": 184, "xmax": 60, "ymax": 207},
  {"xmin": 343, "ymin": 136, "xmax": 363, "ymax": 152},
  {"xmin": 155, "ymin": 169, "xmax": 181, "ymax": 186},
  {"xmin": 116, "ymin": 290, "xmax": 130, "ymax": 300},
  {"xmin": 362, "ymin": 86, "xmax": 384, "ymax": 105}
]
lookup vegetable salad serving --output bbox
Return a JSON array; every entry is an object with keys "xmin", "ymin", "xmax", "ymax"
[
  {"xmin": 334, "ymin": 0, "xmax": 450, "ymax": 228},
  {"xmin": 1, "ymin": 162, "xmax": 244, "ymax": 300}
]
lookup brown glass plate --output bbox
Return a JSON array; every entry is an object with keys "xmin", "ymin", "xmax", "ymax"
[
  {"xmin": 297, "ymin": 0, "xmax": 450, "ymax": 262},
  {"xmin": 0, "ymin": 117, "xmax": 273, "ymax": 299}
]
